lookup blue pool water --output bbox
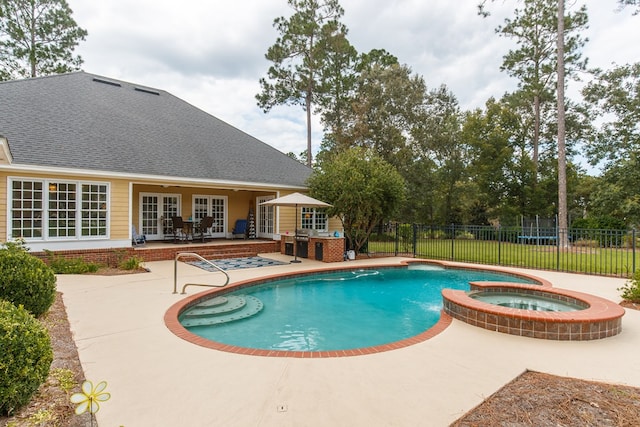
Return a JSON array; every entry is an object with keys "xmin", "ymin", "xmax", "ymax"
[{"xmin": 180, "ymin": 265, "xmax": 536, "ymax": 352}]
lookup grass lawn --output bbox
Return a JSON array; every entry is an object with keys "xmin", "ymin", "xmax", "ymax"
[{"xmin": 367, "ymin": 238, "xmax": 639, "ymax": 277}]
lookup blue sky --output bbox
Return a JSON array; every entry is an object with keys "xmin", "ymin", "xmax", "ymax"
[{"xmin": 68, "ymin": 0, "xmax": 639, "ymax": 170}]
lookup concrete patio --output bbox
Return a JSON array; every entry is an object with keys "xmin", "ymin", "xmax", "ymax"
[{"xmin": 57, "ymin": 254, "xmax": 640, "ymax": 426}]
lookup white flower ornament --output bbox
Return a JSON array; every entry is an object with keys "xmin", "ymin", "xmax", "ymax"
[{"xmin": 70, "ymin": 380, "xmax": 111, "ymax": 415}]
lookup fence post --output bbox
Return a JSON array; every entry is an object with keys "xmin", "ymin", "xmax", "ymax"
[
  {"xmin": 450, "ymin": 223, "xmax": 455, "ymax": 261},
  {"xmin": 412, "ymin": 223, "xmax": 417, "ymax": 257},
  {"xmin": 633, "ymin": 228, "xmax": 637, "ymax": 275},
  {"xmin": 556, "ymin": 226, "xmax": 561, "ymax": 271},
  {"xmin": 498, "ymin": 225, "xmax": 501, "ymax": 265},
  {"xmin": 394, "ymin": 222, "xmax": 399, "ymax": 256}
]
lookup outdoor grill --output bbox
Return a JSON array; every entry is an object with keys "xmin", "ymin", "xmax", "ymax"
[
  {"xmin": 295, "ymin": 229, "xmax": 310, "ymax": 241},
  {"xmin": 295, "ymin": 229, "xmax": 310, "ymax": 258}
]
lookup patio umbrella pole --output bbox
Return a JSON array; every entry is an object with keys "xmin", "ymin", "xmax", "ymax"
[{"xmin": 291, "ymin": 203, "xmax": 301, "ymax": 263}]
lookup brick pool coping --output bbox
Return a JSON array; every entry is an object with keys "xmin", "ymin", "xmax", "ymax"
[
  {"xmin": 442, "ymin": 282, "xmax": 625, "ymax": 340},
  {"xmin": 164, "ymin": 260, "xmax": 572, "ymax": 357}
]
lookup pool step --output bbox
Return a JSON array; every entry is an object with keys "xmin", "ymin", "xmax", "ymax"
[
  {"xmin": 181, "ymin": 295, "xmax": 263, "ymax": 327},
  {"xmin": 183, "ymin": 295, "xmax": 246, "ymax": 317}
]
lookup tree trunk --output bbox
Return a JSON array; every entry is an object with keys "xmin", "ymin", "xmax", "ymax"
[
  {"xmin": 306, "ymin": 92, "xmax": 312, "ymax": 167},
  {"xmin": 556, "ymin": 0, "xmax": 569, "ymax": 248},
  {"xmin": 30, "ymin": 1, "xmax": 37, "ymax": 77},
  {"xmin": 533, "ymin": 93, "xmax": 540, "ymax": 176}
]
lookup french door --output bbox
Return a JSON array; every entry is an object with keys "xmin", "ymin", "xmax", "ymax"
[
  {"xmin": 192, "ymin": 195, "xmax": 227, "ymax": 238},
  {"xmin": 139, "ymin": 193, "xmax": 180, "ymax": 240},
  {"xmin": 256, "ymin": 195, "xmax": 275, "ymax": 238}
]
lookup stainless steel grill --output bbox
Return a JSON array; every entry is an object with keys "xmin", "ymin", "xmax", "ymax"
[{"xmin": 295, "ymin": 229, "xmax": 310, "ymax": 241}]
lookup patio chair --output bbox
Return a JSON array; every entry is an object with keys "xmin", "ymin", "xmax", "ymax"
[
  {"xmin": 171, "ymin": 216, "xmax": 186, "ymax": 243},
  {"xmin": 195, "ymin": 216, "xmax": 214, "ymax": 242},
  {"xmin": 231, "ymin": 219, "xmax": 247, "ymax": 239},
  {"xmin": 132, "ymin": 225, "xmax": 146, "ymax": 246}
]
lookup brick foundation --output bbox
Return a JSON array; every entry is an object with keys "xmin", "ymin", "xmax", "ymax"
[{"xmin": 31, "ymin": 240, "xmax": 278, "ymax": 267}]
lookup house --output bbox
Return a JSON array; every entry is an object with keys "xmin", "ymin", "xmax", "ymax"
[{"xmin": 0, "ymin": 72, "xmax": 339, "ymax": 257}]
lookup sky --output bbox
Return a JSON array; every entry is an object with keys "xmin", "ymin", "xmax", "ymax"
[{"xmin": 67, "ymin": 0, "xmax": 640, "ymax": 161}]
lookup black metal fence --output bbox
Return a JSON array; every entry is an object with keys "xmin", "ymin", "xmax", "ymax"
[{"xmin": 364, "ymin": 223, "xmax": 639, "ymax": 278}]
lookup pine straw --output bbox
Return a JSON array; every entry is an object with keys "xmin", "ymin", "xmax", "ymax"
[{"xmin": 451, "ymin": 370, "xmax": 640, "ymax": 427}]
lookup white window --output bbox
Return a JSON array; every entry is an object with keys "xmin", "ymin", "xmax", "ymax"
[
  {"xmin": 81, "ymin": 184, "xmax": 108, "ymax": 237},
  {"xmin": 11, "ymin": 180, "xmax": 43, "ymax": 238},
  {"xmin": 9, "ymin": 178, "xmax": 109, "ymax": 241},
  {"xmin": 301, "ymin": 207, "xmax": 327, "ymax": 231}
]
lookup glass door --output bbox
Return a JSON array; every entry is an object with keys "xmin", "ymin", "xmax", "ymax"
[
  {"xmin": 140, "ymin": 193, "xmax": 180, "ymax": 240},
  {"xmin": 191, "ymin": 195, "xmax": 227, "ymax": 238},
  {"xmin": 257, "ymin": 195, "xmax": 274, "ymax": 238}
]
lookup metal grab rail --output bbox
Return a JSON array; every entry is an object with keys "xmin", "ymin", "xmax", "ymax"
[{"xmin": 174, "ymin": 252, "xmax": 230, "ymax": 294}]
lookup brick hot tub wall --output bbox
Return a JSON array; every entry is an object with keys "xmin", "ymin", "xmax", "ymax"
[{"xmin": 442, "ymin": 282, "xmax": 625, "ymax": 341}]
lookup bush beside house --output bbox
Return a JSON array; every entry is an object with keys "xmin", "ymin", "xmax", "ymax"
[
  {"xmin": 0, "ymin": 243, "xmax": 56, "ymax": 415},
  {"xmin": 0, "ymin": 300, "xmax": 53, "ymax": 415},
  {"xmin": 0, "ymin": 245, "xmax": 57, "ymax": 318}
]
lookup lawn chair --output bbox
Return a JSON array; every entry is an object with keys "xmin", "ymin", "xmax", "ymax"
[
  {"xmin": 231, "ymin": 219, "xmax": 247, "ymax": 239},
  {"xmin": 132, "ymin": 225, "xmax": 146, "ymax": 246},
  {"xmin": 171, "ymin": 216, "xmax": 186, "ymax": 243},
  {"xmin": 195, "ymin": 216, "xmax": 214, "ymax": 242}
]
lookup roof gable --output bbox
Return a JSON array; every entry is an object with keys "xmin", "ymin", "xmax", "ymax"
[{"xmin": 0, "ymin": 72, "xmax": 311, "ymax": 187}]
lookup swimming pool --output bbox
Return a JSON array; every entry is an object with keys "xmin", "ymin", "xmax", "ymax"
[{"xmin": 173, "ymin": 264, "xmax": 538, "ymax": 354}]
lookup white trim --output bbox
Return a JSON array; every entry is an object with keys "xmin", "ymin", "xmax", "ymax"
[
  {"xmin": 129, "ymin": 182, "xmax": 133, "ymax": 242},
  {"xmin": 0, "ymin": 136, "xmax": 12, "ymax": 165},
  {"xmin": 256, "ymin": 195, "xmax": 275, "ymax": 239}
]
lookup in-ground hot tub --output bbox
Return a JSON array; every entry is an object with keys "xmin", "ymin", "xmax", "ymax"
[{"xmin": 442, "ymin": 281, "xmax": 625, "ymax": 340}]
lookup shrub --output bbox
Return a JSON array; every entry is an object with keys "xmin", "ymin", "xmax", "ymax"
[
  {"xmin": 456, "ymin": 231, "xmax": 475, "ymax": 240},
  {"xmin": 0, "ymin": 248, "xmax": 56, "ymax": 317},
  {"xmin": 44, "ymin": 250, "xmax": 100, "ymax": 274},
  {"xmin": 0, "ymin": 300, "xmax": 53, "ymax": 415},
  {"xmin": 573, "ymin": 239, "xmax": 599, "ymax": 248},
  {"xmin": 119, "ymin": 255, "xmax": 143, "ymax": 270},
  {"xmin": 623, "ymin": 234, "xmax": 640, "ymax": 249},
  {"xmin": 426, "ymin": 229, "xmax": 447, "ymax": 240},
  {"xmin": 619, "ymin": 271, "xmax": 640, "ymax": 303}
]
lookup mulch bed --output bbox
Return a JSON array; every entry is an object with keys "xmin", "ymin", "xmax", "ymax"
[{"xmin": 451, "ymin": 370, "xmax": 640, "ymax": 426}]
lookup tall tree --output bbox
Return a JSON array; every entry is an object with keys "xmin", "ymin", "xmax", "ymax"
[
  {"xmin": 556, "ymin": 0, "xmax": 569, "ymax": 246},
  {"xmin": 411, "ymin": 85, "xmax": 466, "ymax": 224},
  {"xmin": 347, "ymin": 61, "xmax": 424, "ymax": 169},
  {"xmin": 257, "ymin": 0, "xmax": 348, "ymax": 167},
  {"xmin": 582, "ymin": 63, "xmax": 640, "ymax": 167},
  {"xmin": 317, "ymin": 48, "xmax": 399, "ymax": 157},
  {"xmin": 480, "ymin": 0, "xmax": 585, "ymax": 244},
  {"xmin": 494, "ymin": 0, "xmax": 587, "ymax": 175},
  {"xmin": 0, "ymin": 0, "xmax": 87, "ymax": 80},
  {"xmin": 316, "ymin": 29, "xmax": 358, "ymax": 150}
]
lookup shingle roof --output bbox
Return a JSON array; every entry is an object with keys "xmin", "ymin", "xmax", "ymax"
[{"xmin": 0, "ymin": 72, "xmax": 311, "ymax": 187}]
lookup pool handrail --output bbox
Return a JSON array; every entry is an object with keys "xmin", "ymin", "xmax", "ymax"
[{"xmin": 174, "ymin": 252, "xmax": 230, "ymax": 294}]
